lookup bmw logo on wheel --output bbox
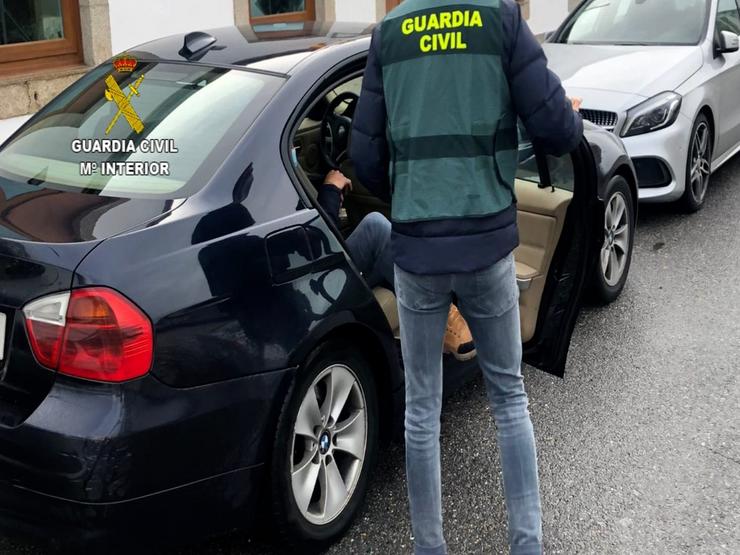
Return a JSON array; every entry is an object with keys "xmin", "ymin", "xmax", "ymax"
[{"xmin": 319, "ymin": 432, "xmax": 331, "ymax": 455}]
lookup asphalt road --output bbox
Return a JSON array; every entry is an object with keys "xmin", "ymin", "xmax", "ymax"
[{"xmin": 2, "ymin": 157, "xmax": 740, "ymax": 554}]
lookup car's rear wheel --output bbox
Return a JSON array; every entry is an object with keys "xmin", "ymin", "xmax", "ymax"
[
  {"xmin": 681, "ymin": 113, "xmax": 712, "ymax": 213},
  {"xmin": 590, "ymin": 175, "xmax": 635, "ymax": 304},
  {"xmin": 272, "ymin": 343, "xmax": 378, "ymax": 543}
]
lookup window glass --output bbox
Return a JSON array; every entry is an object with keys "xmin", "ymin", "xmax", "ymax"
[
  {"xmin": 0, "ymin": 63, "xmax": 284, "ymax": 199},
  {"xmin": 559, "ymin": 0, "xmax": 708, "ymax": 45},
  {"xmin": 516, "ymin": 130, "xmax": 575, "ymax": 193},
  {"xmin": 1, "ymin": 0, "xmax": 64, "ymax": 45},
  {"xmin": 250, "ymin": 0, "xmax": 306, "ymax": 17},
  {"xmin": 253, "ymin": 22, "xmax": 305, "ymax": 32},
  {"xmin": 717, "ymin": 0, "xmax": 740, "ymax": 34}
]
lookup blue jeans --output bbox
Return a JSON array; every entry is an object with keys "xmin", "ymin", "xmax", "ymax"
[
  {"xmin": 346, "ymin": 212, "xmax": 395, "ymax": 290},
  {"xmin": 395, "ymin": 253, "xmax": 543, "ymax": 555}
]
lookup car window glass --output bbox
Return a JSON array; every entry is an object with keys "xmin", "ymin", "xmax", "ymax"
[
  {"xmin": 332, "ymin": 78, "xmax": 362, "ymax": 97},
  {"xmin": 560, "ymin": 0, "xmax": 708, "ymax": 45},
  {"xmin": 516, "ymin": 127, "xmax": 575, "ymax": 193},
  {"xmin": 293, "ymin": 75, "xmax": 362, "ymax": 171},
  {"xmin": 717, "ymin": 0, "xmax": 740, "ymax": 34}
]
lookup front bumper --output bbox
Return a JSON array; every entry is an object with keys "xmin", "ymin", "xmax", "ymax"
[
  {"xmin": 621, "ymin": 113, "xmax": 693, "ymax": 203},
  {"xmin": 0, "ymin": 368, "xmax": 293, "ymax": 548}
]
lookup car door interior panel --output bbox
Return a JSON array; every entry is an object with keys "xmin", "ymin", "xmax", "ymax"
[
  {"xmin": 514, "ymin": 180, "xmax": 573, "ymax": 342},
  {"xmin": 373, "ymin": 286, "xmax": 400, "ymax": 337}
]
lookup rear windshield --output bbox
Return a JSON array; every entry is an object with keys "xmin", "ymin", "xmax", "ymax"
[{"xmin": 0, "ymin": 62, "xmax": 283, "ymax": 198}]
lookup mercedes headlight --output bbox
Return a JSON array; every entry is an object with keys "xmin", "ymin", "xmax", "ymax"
[{"xmin": 621, "ymin": 92, "xmax": 682, "ymax": 138}]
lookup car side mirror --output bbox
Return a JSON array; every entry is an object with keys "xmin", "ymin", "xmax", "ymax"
[{"xmin": 716, "ymin": 30, "xmax": 740, "ymax": 55}]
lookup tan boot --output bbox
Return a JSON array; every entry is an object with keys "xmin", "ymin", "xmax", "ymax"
[{"xmin": 443, "ymin": 305, "xmax": 477, "ymax": 361}]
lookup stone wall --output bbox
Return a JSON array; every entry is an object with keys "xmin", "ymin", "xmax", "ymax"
[{"xmin": 0, "ymin": 69, "xmax": 88, "ymax": 120}]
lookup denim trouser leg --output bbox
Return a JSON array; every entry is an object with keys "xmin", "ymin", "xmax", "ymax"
[
  {"xmin": 455, "ymin": 255, "xmax": 543, "ymax": 555},
  {"xmin": 395, "ymin": 266, "xmax": 452, "ymax": 555},
  {"xmin": 395, "ymin": 254, "xmax": 543, "ymax": 555},
  {"xmin": 346, "ymin": 212, "xmax": 395, "ymax": 290}
]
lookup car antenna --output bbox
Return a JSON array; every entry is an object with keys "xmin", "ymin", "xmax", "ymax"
[{"xmin": 179, "ymin": 31, "xmax": 220, "ymax": 60}]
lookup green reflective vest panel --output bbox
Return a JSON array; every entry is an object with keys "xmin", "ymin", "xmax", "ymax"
[{"xmin": 380, "ymin": 0, "xmax": 518, "ymax": 224}]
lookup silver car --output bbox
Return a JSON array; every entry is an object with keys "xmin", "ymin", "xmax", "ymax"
[{"xmin": 544, "ymin": 0, "xmax": 740, "ymax": 211}]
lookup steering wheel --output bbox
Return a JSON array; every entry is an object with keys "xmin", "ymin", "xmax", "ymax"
[{"xmin": 321, "ymin": 91, "xmax": 359, "ymax": 169}]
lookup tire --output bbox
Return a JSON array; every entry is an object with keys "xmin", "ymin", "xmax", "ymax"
[
  {"xmin": 271, "ymin": 343, "xmax": 379, "ymax": 544},
  {"xmin": 590, "ymin": 176, "xmax": 635, "ymax": 304},
  {"xmin": 681, "ymin": 113, "xmax": 713, "ymax": 213}
]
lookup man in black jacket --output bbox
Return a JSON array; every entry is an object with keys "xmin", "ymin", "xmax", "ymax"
[{"xmin": 350, "ymin": 1, "xmax": 583, "ymax": 554}]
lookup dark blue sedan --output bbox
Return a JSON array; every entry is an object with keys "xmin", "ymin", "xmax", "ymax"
[{"xmin": 0, "ymin": 23, "xmax": 637, "ymax": 550}]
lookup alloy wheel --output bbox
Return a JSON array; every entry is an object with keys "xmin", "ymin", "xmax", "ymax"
[
  {"xmin": 290, "ymin": 364, "xmax": 367, "ymax": 526},
  {"xmin": 689, "ymin": 121, "xmax": 711, "ymax": 204},
  {"xmin": 601, "ymin": 191, "xmax": 630, "ymax": 287}
]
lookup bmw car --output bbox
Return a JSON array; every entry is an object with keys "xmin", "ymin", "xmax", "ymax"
[
  {"xmin": 0, "ymin": 24, "xmax": 636, "ymax": 550},
  {"xmin": 545, "ymin": 0, "xmax": 740, "ymax": 212}
]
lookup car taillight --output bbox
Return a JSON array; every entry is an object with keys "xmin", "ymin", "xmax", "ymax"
[
  {"xmin": 22, "ymin": 292, "xmax": 69, "ymax": 369},
  {"xmin": 23, "ymin": 288, "xmax": 153, "ymax": 383}
]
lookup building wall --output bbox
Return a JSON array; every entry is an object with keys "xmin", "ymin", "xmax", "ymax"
[
  {"xmin": 0, "ymin": 0, "xmax": 574, "ymax": 142},
  {"xmin": 109, "ymin": 0, "xmax": 235, "ymax": 53},
  {"xmin": 95, "ymin": 0, "xmax": 572, "ymax": 57},
  {"xmin": 335, "ymin": 0, "xmax": 377, "ymax": 24}
]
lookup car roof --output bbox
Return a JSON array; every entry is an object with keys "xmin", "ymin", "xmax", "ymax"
[{"xmin": 129, "ymin": 22, "xmax": 373, "ymax": 76}]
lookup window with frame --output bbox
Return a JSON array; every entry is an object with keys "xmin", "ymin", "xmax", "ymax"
[
  {"xmin": 716, "ymin": 0, "xmax": 740, "ymax": 35},
  {"xmin": 0, "ymin": 0, "xmax": 83, "ymax": 77},
  {"xmin": 249, "ymin": 0, "xmax": 315, "ymax": 23}
]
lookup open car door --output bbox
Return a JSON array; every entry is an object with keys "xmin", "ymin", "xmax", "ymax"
[{"xmin": 516, "ymin": 137, "xmax": 598, "ymax": 377}]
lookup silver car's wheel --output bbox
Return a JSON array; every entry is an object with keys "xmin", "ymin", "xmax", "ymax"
[
  {"xmin": 601, "ymin": 191, "xmax": 630, "ymax": 287},
  {"xmin": 291, "ymin": 363, "xmax": 367, "ymax": 526},
  {"xmin": 682, "ymin": 114, "xmax": 713, "ymax": 213},
  {"xmin": 689, "ymin": 121, "xmax": 711, "ymax": 204}
]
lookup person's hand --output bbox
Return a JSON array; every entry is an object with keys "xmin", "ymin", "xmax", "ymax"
[
  {"xmin": 569, "ymin": 96, "xmax": 583, "ymax": 112},
  {"xmin": 324, "ymin": 170, "xmax": 352, "ymax": 193}
]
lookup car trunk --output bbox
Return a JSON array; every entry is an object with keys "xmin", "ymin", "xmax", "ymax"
[{"xmin": 0, "ymin": 181, "xmax": 182, "ymax": 426}]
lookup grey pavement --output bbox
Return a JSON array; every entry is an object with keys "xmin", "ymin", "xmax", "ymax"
[{"xmin": 3, "ymin": 157, "xmax": 740, "ymax": 554}]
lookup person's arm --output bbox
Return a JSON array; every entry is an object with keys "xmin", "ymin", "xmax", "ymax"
[
  {"xmin": 350, "ymin": 26, "xmax": 391, "ymax": 202},
  {"xmin": 502, "ymin": 0, "xmax": 583, "ymax": 156},
  {"xmin": 316, "ymin": 170, "xmax": 352, "ymax": 227}
]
